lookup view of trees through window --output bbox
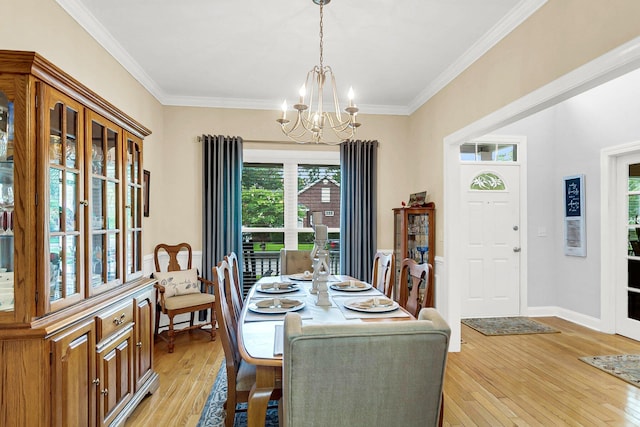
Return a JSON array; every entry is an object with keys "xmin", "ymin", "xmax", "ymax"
[{"xmin": 241, "ymin": 161, "xmax": 340, "ymax": 282}]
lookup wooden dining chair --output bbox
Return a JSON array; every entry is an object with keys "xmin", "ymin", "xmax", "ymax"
[
  {"xmin": 213, "ymin": 260, "xmax": 281, "ymax": 427},
  {"xmin": 153, "ymin": 243, "xmax": 216, "ymax": 353},
  {"xmin": 282, "ymin": 308, "xmax": 450, "ymax": 426},
  {"xmin": 221, "ymin": 252, "xmax": 243, "ymax": 331},
  {"xmin": 371, "ymin": 251, "xmax": 395, "ymax": 299},
  {"xmin": 398, "ymin": 258, "xmax": 434, "ymax": 318}
]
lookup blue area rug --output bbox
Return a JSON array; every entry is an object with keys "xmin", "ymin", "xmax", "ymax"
[{"xmin": 197, "ymin": 362, "xmax": 279, "ymax": 427}]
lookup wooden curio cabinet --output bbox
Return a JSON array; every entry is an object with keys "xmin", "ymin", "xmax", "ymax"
[
  {"xmin": 393, "ymin": 203, "xmax": 436, "ymax": 298},
  {"xmin": 0, "ymin": 50, "xmax": 158, "ymax": 426}
]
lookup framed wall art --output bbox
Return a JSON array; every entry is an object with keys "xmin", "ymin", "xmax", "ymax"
[{"xmin": 563, "ymin": 174, "xmax": 586, "ymax": 256}]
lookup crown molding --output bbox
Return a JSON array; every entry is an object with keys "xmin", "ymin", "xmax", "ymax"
[
  {"xmin": 56, "ymin": 0, "xmax": 165, "ymax": 102},
  {"xmin": 407, "ymin": 0, "xmax": 547, "ymax": 114},
  {"xmin": 57, "ymin": 0, "xmax": 545, "ymax": 116}
]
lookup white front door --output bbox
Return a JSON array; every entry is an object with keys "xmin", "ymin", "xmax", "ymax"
[
  {"xmin": 460, "ymin": 163, "xmax": 521, "ymax": 317},
  {"xmin": 616, "ymin": 153, "xmax": 640, "ymax": 341}
]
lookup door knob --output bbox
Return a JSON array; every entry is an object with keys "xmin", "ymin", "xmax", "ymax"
[{"xmin": 513, "ymin": 247, "xmax": 521, "ymax": 252}]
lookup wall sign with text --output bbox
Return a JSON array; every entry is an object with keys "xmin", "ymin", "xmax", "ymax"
[{"xmin": 563, "ymin": 174, "xmax": 586, "ymax": 256}]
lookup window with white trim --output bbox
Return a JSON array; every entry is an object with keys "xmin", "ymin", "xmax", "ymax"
[{"xmin": 241, "ymin": 149, "xmax": 341, "ymax": 277}]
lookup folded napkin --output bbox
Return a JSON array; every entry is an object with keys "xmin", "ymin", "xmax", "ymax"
[
  {"xmin": 260, "ymin": 283, "xmax": 296, "ymax": 290},
  {"xmin": 350, "ymin": 297, "xmax": 393, "ymax": 309},
  {"xmin": 255, "ymin": 298, "xmax": 302, "ymax": 309},
  {"xmin": 334, "ymin": 280, "xmax": 367, "ymax": 289}
]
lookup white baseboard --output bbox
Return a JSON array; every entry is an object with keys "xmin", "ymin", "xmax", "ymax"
[{"xmin": 526, "ymin": 306, "xmax": 603, "ymax": 332}]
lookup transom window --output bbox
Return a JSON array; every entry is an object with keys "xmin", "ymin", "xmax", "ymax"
[{"xmin": 460, "ymin": 142, "xmax": 517, "ymax": 162}]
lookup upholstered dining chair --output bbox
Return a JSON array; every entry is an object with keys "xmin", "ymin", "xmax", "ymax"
[
  {"xmin": 280, "ymin": 249, "xmax": 313, "ymax": 275},
  {"xmin": 213, "ymin": 260, "xmax": 282, "ymax": 427},
  {"xmin": 282, "ymin": 308, "xmax": 450, "ymax": 427},
  {"xmin": 371, "ymin": 251, "xmax": 395, "ymax": 299},
  {"xmin": 398, "ymin": 258, "xmax": 434, "ymax": 318},
  {"xmin": 153, "ymin": 243, "xmax": 216, "ymax": 353}
]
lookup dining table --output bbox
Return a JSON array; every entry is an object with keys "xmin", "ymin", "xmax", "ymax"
[{"xmin": 237, "ymin": 274, "xmax": 415, "ymax": 427}]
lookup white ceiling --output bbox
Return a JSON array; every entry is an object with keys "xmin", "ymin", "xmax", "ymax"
[{"xmin": 58, "ymin": 0, "xmax": 546, "ymax": 115}]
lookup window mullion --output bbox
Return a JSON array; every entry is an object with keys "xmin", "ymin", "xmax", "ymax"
[{"xmin": 283, "ymin": 162, "xmax": 298, "ymax": 248}]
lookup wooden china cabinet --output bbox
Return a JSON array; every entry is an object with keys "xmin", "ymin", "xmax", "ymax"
[
  {"xmin": 392, "ymin": 203, "xmax": 436, "ymax": 300},
  {"xmin": 0, "ymin": 50, "xmax": 158, "ymax": 426}
]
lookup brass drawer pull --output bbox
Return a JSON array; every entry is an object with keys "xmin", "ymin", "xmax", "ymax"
[
  {"xmin": 136, "ymin": 341, "xmax": 143, "ymax": 348},
  {"xmin": 112, "ymin": 313, "xmax": 126, "ymax": 326},
  {"xmin": 92, "ymin": 378, "xmax": 100, "ymax": 386},
  {"xmin": 101, "ymin": 388, "xmax": 109, "ymax": 396}
]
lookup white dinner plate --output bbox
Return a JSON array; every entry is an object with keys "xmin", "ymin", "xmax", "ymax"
[
  {"xmin": 288, "ymin": 272, "xmax": 314, "ymax": 281},
  {"xmin": 256, "ymin": 283, "xmax": 300, "ymax": 294},
  {"xmin": 343, "ymin": 297, "xmax": 399, "ymax": 313},
  {"xmin": 248, "ymin": 299, "xmax": 306, "ymax": 314},
  {"xmin": 330, "ymin": 281, "xmax": 372, "ymax": 292}
]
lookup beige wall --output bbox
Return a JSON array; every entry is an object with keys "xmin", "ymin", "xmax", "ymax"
[
  {"xmin": 160, "ymin": 106, "xmax": 408, "ymax": 250},
  {"xmin": 410, "ymin": 0, "xmax": 640, "ymax": 255},
  {"xmin": 2, "ymin": 0, "xmax": 164, "ymax": 254},
  {"xmin": 5, "ymin": 0, "xmax": 640, "ymax": 258}
]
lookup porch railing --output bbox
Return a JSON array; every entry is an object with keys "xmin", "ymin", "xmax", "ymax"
[{"xmin": 241, "ymin": 249, "xmax": 340, "ymax": 296}]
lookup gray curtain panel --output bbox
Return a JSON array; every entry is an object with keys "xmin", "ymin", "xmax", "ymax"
[
  {"xmin": 202, "ymin": 134, "xmax": 244, "ymax": 293},
  {"xmin": 340, "ymin": 140, "xmax": 378, "ymax": 281}
]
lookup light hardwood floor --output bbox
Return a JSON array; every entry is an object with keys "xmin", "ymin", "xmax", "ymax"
[{"xmin": 126, "ymin": 317, "xmax": 640, "ymax": 426}]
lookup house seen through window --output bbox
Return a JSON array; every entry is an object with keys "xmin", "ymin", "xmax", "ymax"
[{"xmin": 241, "ymin": 149, "xmax": 340, "ymax": 286}]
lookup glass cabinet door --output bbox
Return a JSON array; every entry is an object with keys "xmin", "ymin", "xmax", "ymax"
[
  {"xmin": 0, "ymin": 89, "xmax": 13, "ymax": 313},
  {"xmin": 45, "ymin": 88, "xmax": 84, "ymax": 310},
  {"xmin": 87, "ymin": 111, "xmax": 122, "ymax": 295},
  {"xmin": 407, "ymin": 212, "xmax": 430, "ymax": 264},
  {"xmin": 124, "ymin": 132, "xmax": 143, "ymax": 281}
]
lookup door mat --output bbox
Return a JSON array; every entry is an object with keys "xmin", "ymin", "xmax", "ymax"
[
  {"xmin": 461, "ymin": 317, "xmax": 560, "ymax": 336},
  {"xmin": 579, "ymin": 354, "xmax": 640, "ymax": 387}
]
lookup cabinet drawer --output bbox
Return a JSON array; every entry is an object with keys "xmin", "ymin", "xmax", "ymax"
[{"xmin": 96, "ymin": 301, "xmax": 133, "ymax": 342}]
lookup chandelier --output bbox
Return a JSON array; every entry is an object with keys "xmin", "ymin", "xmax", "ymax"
[{"xmin": 276, "ymin": 0, "xmax": 361, "ymax": 145}]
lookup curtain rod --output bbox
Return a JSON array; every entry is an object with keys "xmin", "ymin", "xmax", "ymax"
[{"xmin": 194, "ymin": 136, "xmax": 341, "ymax": 146}]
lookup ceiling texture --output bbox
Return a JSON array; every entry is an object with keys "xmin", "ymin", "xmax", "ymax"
[{"xmin": 58, "ymin": 0, "xmax": 546, "ymax": 115}]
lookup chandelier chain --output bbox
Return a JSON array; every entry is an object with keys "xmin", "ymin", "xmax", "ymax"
[{"xmin": 319, "ymin": 2, "xmax": 324, "ymax": 69}]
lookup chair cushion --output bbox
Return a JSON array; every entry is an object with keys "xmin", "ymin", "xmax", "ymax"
[
  {"xmin": 236, "ymin": 360, "xmax": 257, "ymax": 392},
  {"xmin": 154, "ymin": 268, "xmax": 201, "ymax": 297},
  {"xmin": 164, "ymin": 292, "xmax": 215, "ymax": 310}
]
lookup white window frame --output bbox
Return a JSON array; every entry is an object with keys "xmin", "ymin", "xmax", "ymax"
[
  {"xmin": 243, "ymin": 148, "xmax": 340, "ymax": 249},
  {"xmin": 321, "ymin": 187, "xmax": 330, "ymax": 202}
]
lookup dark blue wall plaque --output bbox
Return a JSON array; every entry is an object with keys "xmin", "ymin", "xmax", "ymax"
[{"xmin": 565, "ymin": 177, "xmax": 582, "ymax": 217}]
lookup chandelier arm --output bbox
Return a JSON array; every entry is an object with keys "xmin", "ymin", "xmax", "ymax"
[
  {"xmin": 328, "ymin": 70, "xmax": 345, "ymax": 123},
  {"xmin": 280, "ymin": 111, "xmax": 302, "ymax": 134},
  {"xmin": 325, "ymin": 113, "xmax": 354, "ymax": 134},
  {"xmin": 316, "ymin": 69, "xmax": 324, "ymax": 116}
]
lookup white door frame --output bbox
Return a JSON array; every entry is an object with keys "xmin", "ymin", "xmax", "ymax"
[
  {"xmin": 601, "ymin": 141, "xmax": 640, "ymax": 335},
  {"xmin": 444, "ymin": 36, "xmax": 640, "ymax": 352},
  {"xmin": 460, "ymin": 136, "xmax": 526, "ymax": 318}
]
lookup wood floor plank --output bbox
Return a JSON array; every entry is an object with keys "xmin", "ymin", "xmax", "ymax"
[{"xmin": 125, "ymin": 317, "xmax": 640, "ymax": 426}]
